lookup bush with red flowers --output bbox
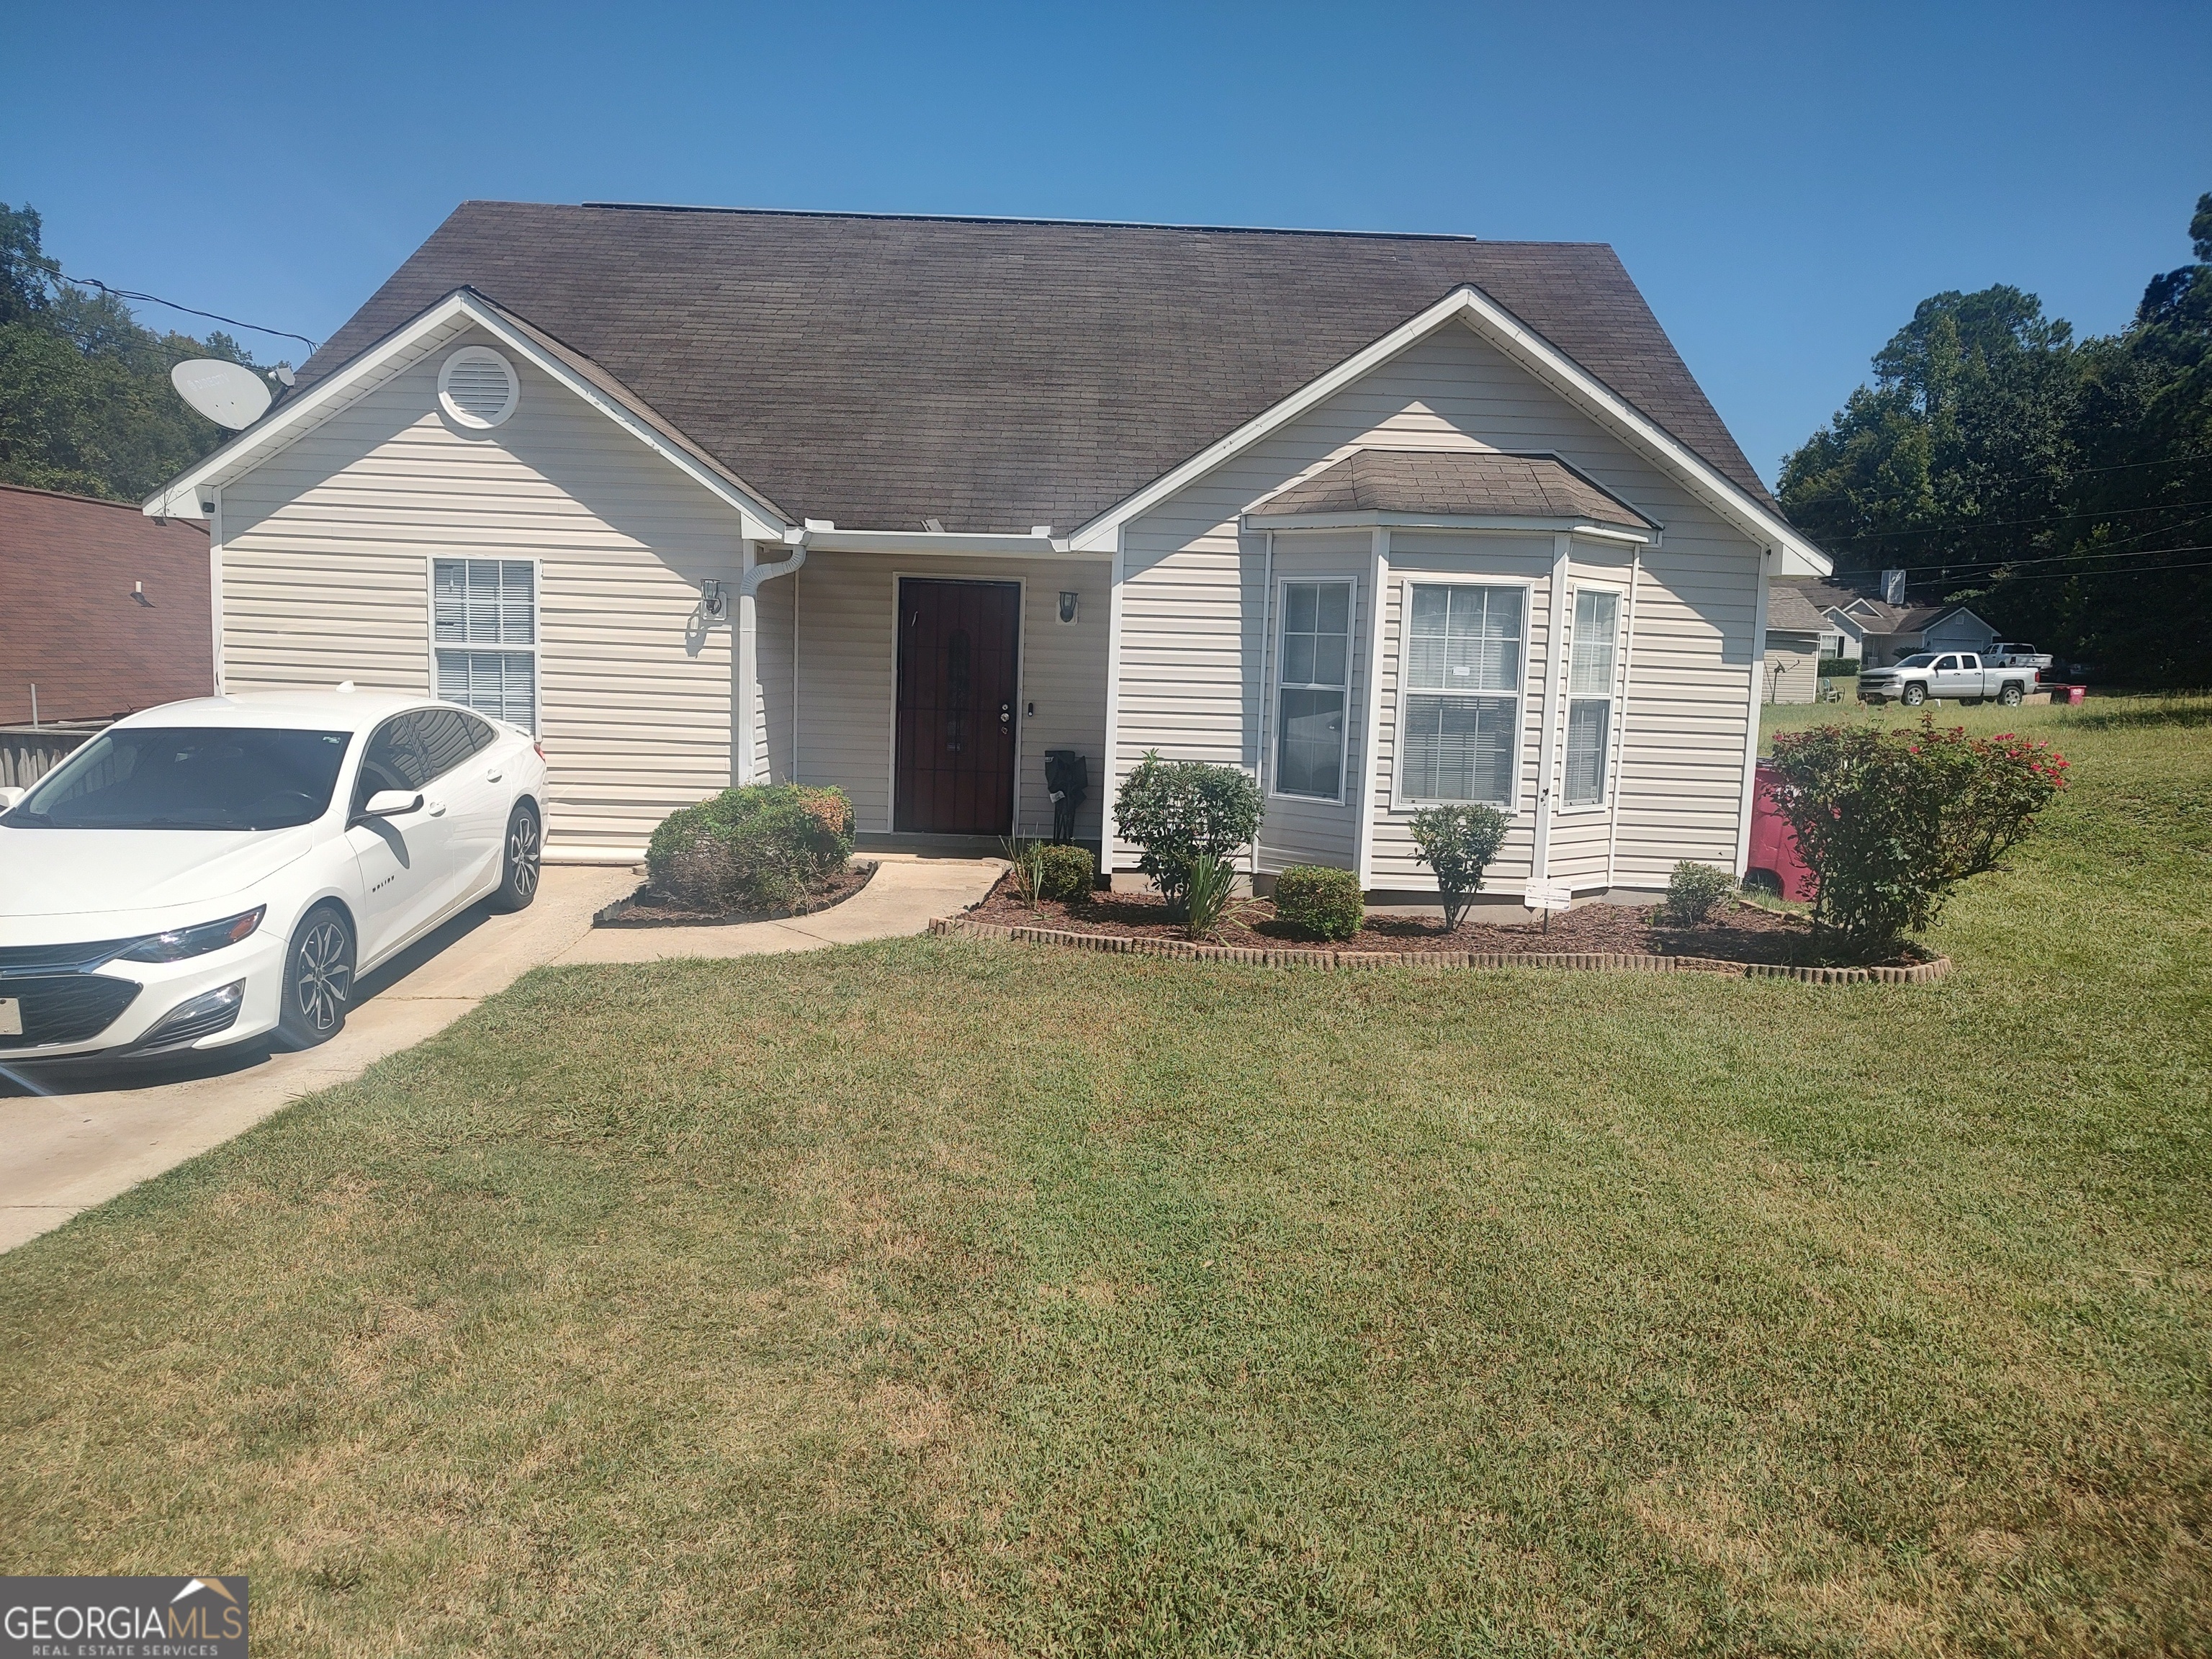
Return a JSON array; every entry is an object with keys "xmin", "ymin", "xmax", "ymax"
[{"xmin": 1766, "ymin": 716, "xmax": 2069, "ymax": 956}]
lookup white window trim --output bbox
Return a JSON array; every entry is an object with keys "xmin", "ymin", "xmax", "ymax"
[
  {"xmin": 425, "ymin": 554, "xmax": 541, "ymax": 733},
  {"xmin": 1386, "ymin": 574, "xmax": 1537, "ymax": 817},
  {"xmin": 1555, "ymin": 577, "xmax": 1629, "ymax": 817},
  {"xmin": 1267, "ymin": 572, "xmax": 1359, "ymax": 807}
]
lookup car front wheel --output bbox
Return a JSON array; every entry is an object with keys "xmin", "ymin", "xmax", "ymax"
[
  {"xmin": 279, "ymin": 904, "xmax": 355, "ymax": 1048},
  {"xmin": 1901, "ymin": 683, "xmax": 1926, "ymax": 706},
  {"xmin": 489, "ymin": 801, "xmax": 541, "ymax": 912}
]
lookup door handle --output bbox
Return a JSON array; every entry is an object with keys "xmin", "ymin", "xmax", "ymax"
[
  {"xmin": 428, "ymin": 801, "xmax": 447, "ymax": 817},
  {"xmin": 487, "ymin": 769, "xmax": 503, "ymax": 782},
  {"xmin": 999, "ymin": 701, "xmax": 1012, "ymax": 729}
]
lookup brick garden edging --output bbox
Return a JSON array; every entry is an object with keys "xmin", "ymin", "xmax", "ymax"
[{"xmin": 927, "ymin": 915, "xmax": 1951, "ymax": 986}]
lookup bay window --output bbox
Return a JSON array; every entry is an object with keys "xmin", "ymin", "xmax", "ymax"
[{"xmin": 1398, "ymin": 583, "xmax": 1523, "ymax": 806}]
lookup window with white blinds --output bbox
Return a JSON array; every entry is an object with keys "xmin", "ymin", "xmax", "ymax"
[
  {"xmin": 1398, "ymin": 583, "xmax": 1524, "ymax": 806},
  {"xmin": 1562, "ymin": 588, "xmax": 1622, "ymax": 808},
  {"xmin": 433, "ymin": 558, "xmax": 536, "ymax": 731}
]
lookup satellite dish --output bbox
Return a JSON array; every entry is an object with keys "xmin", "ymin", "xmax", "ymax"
[
  {"xmin": 171, "ymin": 359, "xmax": 272, "ymax": 429},
  {"xmin": 272, "ymin": 365, "xmax": 295, "ymax": 387}
]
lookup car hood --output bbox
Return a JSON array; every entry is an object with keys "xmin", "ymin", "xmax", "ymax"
[{"xmin": 0, "ymin": 824, "xmax": 320, "ymax": 924}]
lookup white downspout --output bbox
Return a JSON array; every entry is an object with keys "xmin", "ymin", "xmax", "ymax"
[
  {"xmin": 1529, "ymin": 532, "xmax": 1572, "ymax": 899},
  {"xmin": 735, "ymin": 531, "xmax": 809, "ymax": 786}
]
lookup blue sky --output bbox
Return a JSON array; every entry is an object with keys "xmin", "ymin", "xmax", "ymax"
[{"xmin": 5, "ymin": 1, "xmax": 2208, "ymax": 485}]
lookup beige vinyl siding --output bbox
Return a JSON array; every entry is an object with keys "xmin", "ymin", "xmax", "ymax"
[
  {"xmin": 218, "ymin": 326, "xmax": 745, "ymax": 856},
  {"xmin": 754, "ymin": 573, "xmax": 796, "ymax": 781},
  {"xmin": 1763, "ymin": 631, "xmax": 1821, "ymax": 706},
  {"xmin": 793, "ymin": 552, "xmax": 1110, "ymax": 840},
  {"xmin": 1117, "ymin": 317, "xmax": 1763, "ymax": 890}
]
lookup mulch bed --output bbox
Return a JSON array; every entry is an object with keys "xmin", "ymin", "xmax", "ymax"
[
  {"xmin": 594, "ymin": 860, "xmax": 878, "ymax": 928},
  {"xmin": 966, "ymin": 877, "xmax": 1932, "ymax": 971}
]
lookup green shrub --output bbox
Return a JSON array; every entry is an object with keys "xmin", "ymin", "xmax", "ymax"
[
  {"xmin": 1180, "ymin": 851, "xmax": 1251, "ymax": 941},
  {"xmin": 1663, "ymin": 860, "xmax": 1736, "ymax": 926},
  {"xmin": 1409, "ymin": 804, "xmax": 1511, "ymax": 930},
  {"xmin": 1112, "ymin": 750, "xmax": 1262, "ymax": 908},
  {"xmin": 1035, "ymin": 842, "xmax": 1097, "ymax": 902},
  {"xmin": 1767, "ymin": 716, "xmax": 2069, "ymax": 953},
  {"xmin": 647, "ymin": 784, "xmax": 854, "ymax": 912},
  {"xmin": 1816, "ymin": 655, "xmax": 1860, "ymax": 677},
  {"xmin": 1273, "ymin": 865, "xmax": 1363, "ymax": 941}
]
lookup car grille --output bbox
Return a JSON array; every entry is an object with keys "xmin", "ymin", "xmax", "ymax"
[
  {"xmin": 0, "ymin": 938, "xmax": 136, "ymax": 975},
  {"xmin": 0, "ymin": 974, "xmax": 143, "ymax": 1048}
]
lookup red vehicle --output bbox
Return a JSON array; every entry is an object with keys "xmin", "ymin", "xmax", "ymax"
[{"xmin": 1746, "ymin": 760, "xmax": 1815, "ymax": 902}]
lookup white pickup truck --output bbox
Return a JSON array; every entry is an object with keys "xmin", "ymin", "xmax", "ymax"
[{"xmin": 1858, "ymin": 651, "xmax": 2037, "ymax": 708}]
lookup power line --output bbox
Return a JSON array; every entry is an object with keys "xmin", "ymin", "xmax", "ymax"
[
  {"xmin": 1821, "ymin": 493, "xmax": 2212, "ymax": 545},
  {"xmin": 54, "ymin": 269, "xmax": 318, "ymax": 356},
  {"xmin": 1950, "ymin": 557, "xmax": 2212, "ymax": 586},
  {"xmin": 1876, "ymin": 515, "xmax": 2212, "ymax": 577}
]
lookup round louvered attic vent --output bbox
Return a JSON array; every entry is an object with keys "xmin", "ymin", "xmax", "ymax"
[{"xmin": 438, "ymin": 346, "xmax": 518, "ymax": 428}]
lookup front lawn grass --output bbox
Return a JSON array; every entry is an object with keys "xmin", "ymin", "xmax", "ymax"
[{"xmin": 3, "ymin": 698, "xmax": 2208, "ymax": 1655}]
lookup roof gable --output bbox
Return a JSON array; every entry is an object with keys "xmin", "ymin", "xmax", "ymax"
[{"xmin": 291, "ymin": 202, "xmax": 1777, "ymax": 536}]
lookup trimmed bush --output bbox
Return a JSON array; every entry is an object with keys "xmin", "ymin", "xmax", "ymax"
[
  {"xmin": 1767, "ymin": 716, "xmax": 2069, "ymax": 953},
  {"xmin": 1035, "ymin": 842, "xmax": 1097, "ymax": 902},
  {"xmin": 1409, "ymin": 804, "xmax": 1511, "ymax": 930},
  {"xmin": 1112, "ymin": 750, "xmax": 1262, "ymax": 908},
  {"xmin": 1663, "ymin": 860, "xmax": 1736, "ymax": 925},
  {"xmin": 1274, "ymin": 865, "xmax": 1364, "ymax": 941},
  {"xmin": 647, "ymin": 784, "xmax": 854, "ymax": 913}
]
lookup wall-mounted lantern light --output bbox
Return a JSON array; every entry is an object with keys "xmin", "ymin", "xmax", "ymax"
[
  {"xmin": 701, "ymin": 579, "xmax": 728, "ymax": 621},
  {"xmin": 1057, "ymin": 590, "xmax": 1079, "ymax": 625}
]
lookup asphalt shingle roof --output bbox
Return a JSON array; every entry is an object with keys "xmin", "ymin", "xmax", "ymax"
[
  {"xmin": 297, "ymin": 202, "xmax": 1774, "ymax": 535},
  {"xmin": 1251, "ymin": 449, "xmax": 1659, "ymax": 530}
]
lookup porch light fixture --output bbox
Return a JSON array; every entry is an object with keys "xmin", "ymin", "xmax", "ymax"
[
  {"xmin": 1057, "ymin": 591, "xmax": 1079, "ymax": 625},
  {"xmin": 701, "ymin": 579, "xmax": 727, "ymax": 621}
]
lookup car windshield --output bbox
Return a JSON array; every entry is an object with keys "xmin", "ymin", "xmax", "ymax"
[
  {"xmin": 1, "ymin": 727, "xmax": 353, "ymax": 831},
  {"xmin": 1894, "ymin": 653, "xmax": 1940, "ymax": 668}
]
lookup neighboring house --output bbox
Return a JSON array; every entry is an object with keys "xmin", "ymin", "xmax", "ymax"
[
  {"xmin": 145, "ymin": 202, "xmax": 1830, "ymax": 901},
  {"xmin": 1787, "ymin": 576, "xmax": 1996, "ymax": 668},
  {"xmin": 1761, "ymin": 583, "xmax": 1831, "ymax": 704},
  {"xmin": 0, "ymin": 483, "xmax": 213, "ymax": 724}
]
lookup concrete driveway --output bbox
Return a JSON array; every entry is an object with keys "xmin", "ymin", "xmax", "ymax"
[{"xmin": 0, "ymin": 855, "xmax": 1001, "ymax": 1253}]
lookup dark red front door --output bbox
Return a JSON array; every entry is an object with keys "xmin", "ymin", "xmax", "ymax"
[{"xmin": 895, "ymin": 578, "xmax": 1021, "ymax": 835}]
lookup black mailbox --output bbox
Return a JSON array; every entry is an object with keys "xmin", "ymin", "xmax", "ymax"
[{"xmin": 1043, "ymin": 750, "xmax": 1089, "ymax": 845}]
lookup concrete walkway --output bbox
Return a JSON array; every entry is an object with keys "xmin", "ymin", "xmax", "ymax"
[{"xmin": 0, "ymin": 855, "xmax": 1000, "ymax": 1254}]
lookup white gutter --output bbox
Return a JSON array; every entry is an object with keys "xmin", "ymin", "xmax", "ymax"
[
  {"xmin": 1243, "ymin": 511, "xmax": 1656, "ymax": 546},
  {"xmin": 734, "ymin": 529, "xmax": 811, "ymax": 786},
  {"xmin": 801, "ymin": 526, "xmax": 1092, "ymax": 559}
]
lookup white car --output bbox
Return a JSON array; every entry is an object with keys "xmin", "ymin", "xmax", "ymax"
[{"xmin": 0, "ymin": 691, "xmax": 547, "ymax": 1065}]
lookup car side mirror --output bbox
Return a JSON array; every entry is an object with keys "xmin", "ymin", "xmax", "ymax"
[
  {"xmin": 0, "ymin": 786, "xmax": 23, "ymax": 811},
  {"xmin": 355, "ymin": 789, "xmax": 423, "ymax": 824}
]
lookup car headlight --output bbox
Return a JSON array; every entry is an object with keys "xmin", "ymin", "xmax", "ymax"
[{"xmin": 119, "ymin": 907, "xmax": 266, "ymax": 963}]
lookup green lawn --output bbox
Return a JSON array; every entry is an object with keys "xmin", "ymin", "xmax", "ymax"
[{"xmin": 4, "ymin": 699, "xmax": 2208, "ymax": 1656}]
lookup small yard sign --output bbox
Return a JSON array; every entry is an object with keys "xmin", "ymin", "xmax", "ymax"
[{"xmin": 1523, "ymin": 878, "xmax": 1573, "ymax": 911}]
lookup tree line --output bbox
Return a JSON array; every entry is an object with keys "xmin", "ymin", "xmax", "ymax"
[
  {"xmin": 1779, "ymin": 193, "xmax": 2212, "ymax": 685},
  {"xmin": 0, "ymin": 202, "xmax": 282, "ymax": 503}
]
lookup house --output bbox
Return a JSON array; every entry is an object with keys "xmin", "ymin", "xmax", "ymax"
[
  {"xmin": 0, "ymin": 482, "xmax": 213, "ymax": 724},
  {"xmin": 1760, "ymin": 583, "xmax": 1833, "ymax": 704},
  {"xmin": 144, "ymin": 202, "xmax": 1830, "ymax": 903},
  {"xmin": 1786, "ymin": 576, "xmax": 1996, "ymax": 669}
]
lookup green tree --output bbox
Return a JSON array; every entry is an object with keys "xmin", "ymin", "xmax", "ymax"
[
  {"xmin": 0, "ymin": 201, "xmax": 279, "ymax": 501},
  {"xmin": 1780, "ymin": 192, "xmax": 2212, "ymax": 685}
]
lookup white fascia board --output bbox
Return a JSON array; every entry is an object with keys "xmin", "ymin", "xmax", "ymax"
[
  {"xmin": 806, "ymin": 527, "xmax": 1105, "ymax": 559},
  {"xmin": 143, "ymin": 309, "xmax": 472, "ymax": 518},
  {"xmin": 142, "ymin": 293, "xmax": 788, "ymax": 541},
  {"xmin": 1072, "ymin": 287, "xmax": 1831, "ymax": 578},
  {"xmin": 1243, "ymin": 508, "xmax": 1654, "ymax": 544}
]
